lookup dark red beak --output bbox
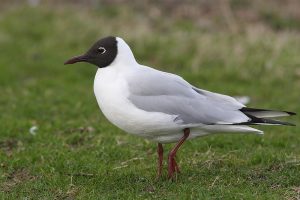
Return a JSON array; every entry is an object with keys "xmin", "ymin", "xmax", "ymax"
[{"xmin": 64, "ymin": 55, "xmax": 88, "ymax": 65}]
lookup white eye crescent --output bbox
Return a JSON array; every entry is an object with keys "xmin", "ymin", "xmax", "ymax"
[{"xmin": 98, "ymin": 47, "xmax": 106, "ymax": 54}]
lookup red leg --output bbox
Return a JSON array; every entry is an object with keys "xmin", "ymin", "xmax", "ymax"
[
  {"xmin": 157, "ymin": 143, "xmax": 163, "ymax": 177},
  {"xmin": 173, "ymin": 158, "xmax": 180, "ymax": 173},
  {"xmin": 168, "ymin": 128, "xmax": 190, "ymax": 179}
]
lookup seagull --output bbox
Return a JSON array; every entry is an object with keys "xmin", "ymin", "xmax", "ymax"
[{"xmin": 65, "ymin": 36, "xmax": 296, "ymax": 179}]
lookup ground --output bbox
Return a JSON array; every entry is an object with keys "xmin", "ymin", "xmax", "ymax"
[{"xmin": 0, "ymin": 2, "xmax": 299, "ymax": 199}]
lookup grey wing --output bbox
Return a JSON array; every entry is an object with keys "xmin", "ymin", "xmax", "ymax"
[{"xmin": 127, "ymin": 66, "xmax": 250, "ymax": 125}]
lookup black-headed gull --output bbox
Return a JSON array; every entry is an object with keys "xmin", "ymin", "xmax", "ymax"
[{"xmin": 65, "ymin": 36, "xmax": 295, "ymax": 179}]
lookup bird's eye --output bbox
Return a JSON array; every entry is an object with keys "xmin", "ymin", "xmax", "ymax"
[{"xmin": 98, "ymin": 47, "xmax": 106, "ymax": 54}]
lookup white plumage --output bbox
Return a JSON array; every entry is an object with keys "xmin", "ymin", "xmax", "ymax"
[{"xmin": 93, "ymin": 37, "xmax": 264, "ymax": 143}]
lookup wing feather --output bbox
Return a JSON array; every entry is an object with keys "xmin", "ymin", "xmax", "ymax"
[{"xmin": 126, "ymin": 66, "xmax": 250, "ymax": 125}]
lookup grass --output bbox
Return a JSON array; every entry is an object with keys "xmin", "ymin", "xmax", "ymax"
[{"xmin": 0, "ymin": 4, "xmax": 299, "ymax": 199}]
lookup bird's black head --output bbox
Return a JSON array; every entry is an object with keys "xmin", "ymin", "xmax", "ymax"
[{"xmin": 64, "ymin": 36, "xmax": 118, "ymax": 68}]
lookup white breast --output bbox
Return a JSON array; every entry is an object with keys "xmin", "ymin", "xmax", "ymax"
[{"xmin": 93, "ymin": 68, "xmax": 180, "ymax": 138}]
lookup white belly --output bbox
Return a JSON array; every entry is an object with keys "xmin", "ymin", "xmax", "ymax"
[{"xmin": 93, "ymin": 68, "xmax": 182, "ymax": 138}]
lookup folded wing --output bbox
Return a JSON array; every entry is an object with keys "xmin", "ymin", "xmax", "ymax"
[{"xmin": 127, "ymin": 66, "xmax": 250, "ymax": 125}]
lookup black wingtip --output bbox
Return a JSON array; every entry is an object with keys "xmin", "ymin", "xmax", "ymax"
[
  {"xmin": 285, "ymin": 111, "xmax": 296, "ymax": 116},
  {"xmin": 240, "ymin": 113, "xmax": 296, "ymax": 126},
  {"xmin": 278, "ymin": 121, "xmax": 296, "ymax": 126},
  {"xmin": 240, "ymin": 107, "xmax": 296, "ymax": 116}
]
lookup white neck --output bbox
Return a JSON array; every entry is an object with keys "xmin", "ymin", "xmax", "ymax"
[{"xmin": 109, "ymin": 37, "xmax": 137, "ymax": 68}]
